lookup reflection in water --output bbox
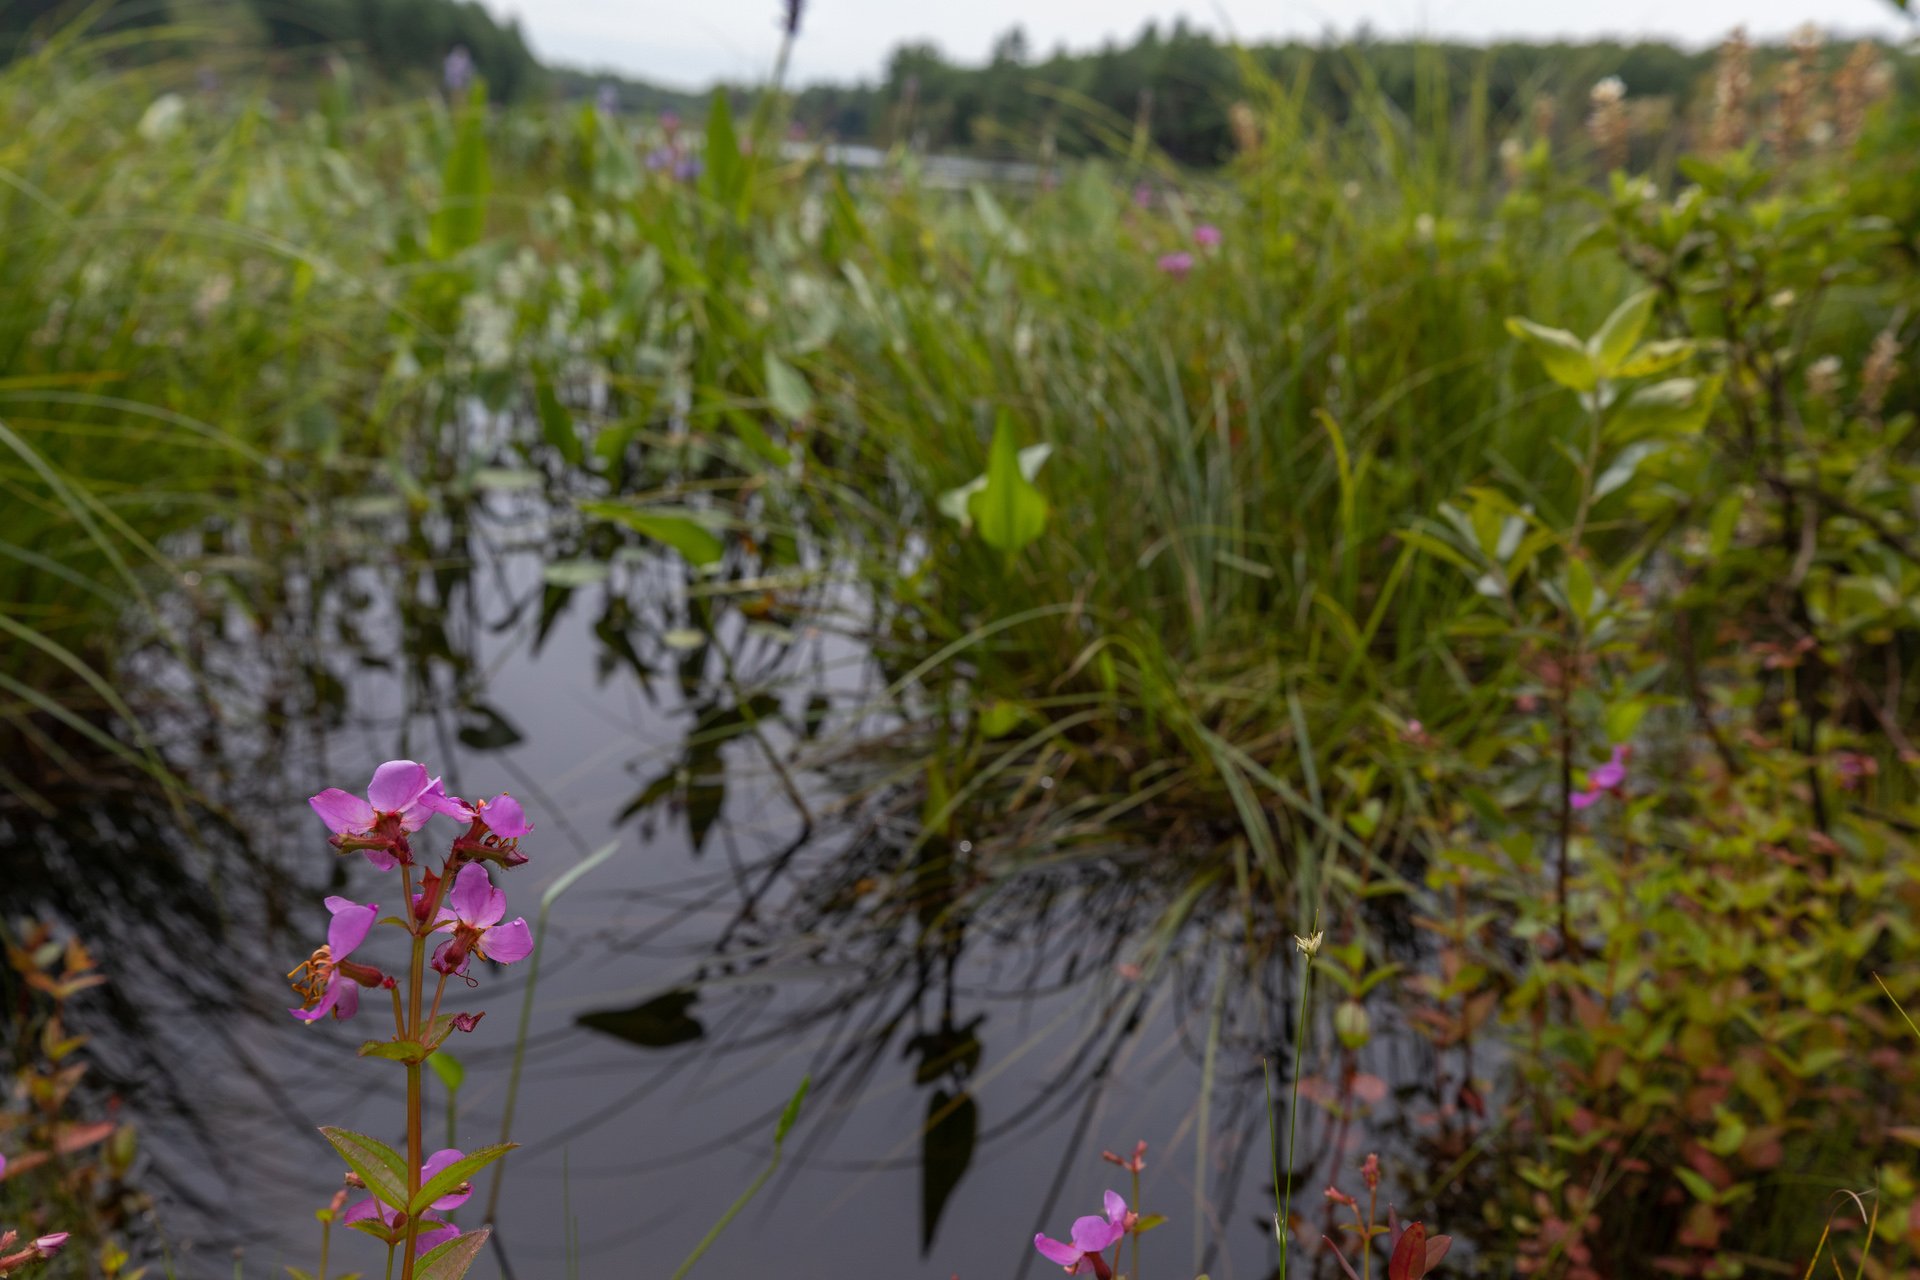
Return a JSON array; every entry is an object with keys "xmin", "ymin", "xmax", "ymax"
[{"xmin": 6, "ymin": 472, "xmax": 1468, "ymax": 1278}]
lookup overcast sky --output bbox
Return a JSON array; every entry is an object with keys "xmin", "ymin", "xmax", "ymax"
[{"xmin": 480, "ymin": 0, "xmax": 1916, "ymax": 89}]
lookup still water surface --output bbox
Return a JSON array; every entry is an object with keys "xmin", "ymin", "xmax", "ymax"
[{"xmin": 11, "ymin": 481, "xmax": 1440, "ymax": 1279}]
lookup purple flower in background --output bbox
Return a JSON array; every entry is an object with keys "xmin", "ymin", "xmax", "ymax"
[
  {"xmin": 310, "ymin": 760, "xmax": 442, "ymax": 868},
  {"xmin": 1194, "ymin": 223, "xmax": 1222, "ymax": 248},
  {"xmin": 1034, "ymin": 1190, "xmax": 1129, "ymax": 1276},
  {"xmin": 1570, "ymin": 744, "xmax": 1629, "ymax": 810},
  {"xmin": 675, "ymin": 155, "xmax": 704, "ymax": 183},
  {"xmin": 1132, "ymin": 182, "xmax": 1154, "ymax": 209},
  {"xmin": 1157, "ymin": 251, "xmax": 1194, "ymax": 279},
  {"xmin": 430, "ymin": 864, "xmax": 534, "ymax": 976},
  {"xmin": 660, "ymin": 110, "xmax": 681, "ymax": 137},
  {"xmin": 443, "ymin": 45, "xmax": 474, "ymax": 94},
  {"xmin": 289, "ymin": 897, "xmax": 381, "ymax": 1023}
]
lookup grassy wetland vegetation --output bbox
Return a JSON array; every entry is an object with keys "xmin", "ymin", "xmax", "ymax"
[{"xmin": 5, "ymin": 4, "xmax": 1920, "ymax": 1276}]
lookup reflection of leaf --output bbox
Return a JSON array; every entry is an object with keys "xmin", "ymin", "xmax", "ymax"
[
  {"xmin": 688, "ymin": 777, "xmax": 725, "ymax": 852},
  {"xmin": 907, "ymin": 1017, "xmax": 984, "ymax": 1085},
  {"xmin": 457, "ymin": 704, "xmax": 523, "ymax": 751},
  {"xmin": 616, "ymin": 771, "xmax": 678, "ymax": 823},
  {"xmin": 921, "ymin": 1089, "xmax": 977, "ymax": 1255},
  {"xmin": 578, "ymin": 989, "xmax": 705, "ymax": 1048},
  {"xmin": 696, "ymin": 693, "xmax": 783, "ymax": 742}
]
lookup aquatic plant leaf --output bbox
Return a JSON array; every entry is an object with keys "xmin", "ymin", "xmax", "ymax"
[
  {"xmin": 457, "ymin": 704, "xmax": 523, "ymax": 751},
  {"xmin": 578, "ymin": 989, "xmax": 705, "ymax": 1048},
  {"xmin": 921, "ymin": 1088, "xmax": 977, "ymax": 1254},
  {"xmin": 409, "ymin": 1144, "xmax": 515, "ymax": 1215},
  {"xmin": 581, "ymin": 502, "xmax": 726, "ymax": 567},
  {"xmin": 429, "ymin": 83, "xmax": 491, "ymax": 260},
  {"xmin": 415, "ymin": 1227, "xmax": 490, "ymax": 1280},
  {"xmin": 319, "ymin": 1127, "xmax": 408, "ymax": 1210},
  {"xmin": 968, "ymin": 418, "xmax": 1048, "ymax": 552},
  {"xmin": 937, "ymin": 443, "xmax": 1051, "ymax": 529}
]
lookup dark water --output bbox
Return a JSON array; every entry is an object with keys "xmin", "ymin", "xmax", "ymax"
[{"xmin": 9, "ymin": 478, "xmax": 1457, "ymax": 1279}]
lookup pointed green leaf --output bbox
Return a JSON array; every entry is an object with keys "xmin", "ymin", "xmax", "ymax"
[
  {"xmin": 428, "ymin": 1050, "xmax": 465, "ymax": 1094},
  {"xmin": 1588, "ymin": 288, "xmax": 1656, "ymax": 374},
  {"xmin": 1611, "ymin": 375, "xmax": 1720, "ymax": 440},
  {"xmin": 357, "ymin": 1039, "xmax": 431, "ymax": 1065},
  {"xmin": 429, "ymin": 84, "xmax": 491, "ymax": 260},
  {"xmin": 978, "ymin": 699, "xmax": 1027, "ymax": 738},
  {"xmin": 1507, "ymin": 317, "xmax": 1598, "ymax": 392},
  {"xmin": 1615, "ymin": 338, "xmax": 1694, "ymax": 377},
  {"xmin": 764, "ymin": 354, "xmax": 814, "ymax": 421},
  {"xmin": 968, "ymin": 417, "xmax": 1048, "ymax": 552},
  {"xmin": 416, "ymin": 1228, "xmax": 491, "ymax": 1280},
  {"xmin": 773, "ymin": 1075, "xmax": 809, "ymax": 1146},
  {"xmin": 701, "ymin": 91, "xmax": 744, "ymax": 211},
  {"xmin": 1564, "ymin": 557, "xmax": 1596, "ymax": 624},
  {"xmin": 409, "ymin": 1144, "xmax": 515, "ymax": 1216},
  {"xmin": 319, "ymin": 1127, "xmax": 408, "ymax": 1210},
  {"xmin": 580, "ymin": 502, "xmax": 726, "ymax": 567}
]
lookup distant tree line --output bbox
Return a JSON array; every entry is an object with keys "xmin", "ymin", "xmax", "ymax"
[{"xmin": 1, "ymin": 0, "xmax": 542, "ymax": 100}]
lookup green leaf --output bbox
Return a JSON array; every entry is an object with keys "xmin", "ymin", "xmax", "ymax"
[
  {"xmin": 580, "ymin": 502, "xmax": 726, "ymax": 567},
  {"xmin": 428, "ymin": 1050, "xmax": 465, "ymax": 1094},
  {"xmin": 534, "ymin": 376, "xmax": 582, "ymax": 465},
  {"xmin": 1673, "ymin": 1166, "xmax": 1719, "ymax": 1204},
  {"xmin": 416, "ymin": 1228, "xmax": 491, "ymax": 1280},
  {"xmin": 409, "ymin": 1144, "xmax": 515, "ymax": 1216},
  {"xmin": 429, "ymin": 83, "xmax": 491, "ymax": 260},
  {"xmin": 937, "ymin": 443, "xmax": 1051, "ymax": 529},
  {"xmin": 1564, "ymin": 557, "xmax": 1596, "ymax": 624},
  {"xmin": 1588, "ymin": 288, "xmax": 1656, "ymax": 374},
  {"xmin": 968, "ymin": 417, "xmax": 1048, "ymax": 552},
  {"xmin": 1611, "ymin": 376, "xmax": 1720, "ymax": 440},
  {"xmin": 1615, "ymin": 338, "xmax": 1695, "ymax": 378},
  {"xmin": 287, "ymin": 1269, "xmax": 315, "ymax": 1280},
  {"xmin": 701, "ymin": 91, "xmax": 744, "ymax": 212},
  {"xmin": 357, "ymin": 1039, "xmax": 432, "ymax": 1065},
  {"xmin": 319, "ymin": 1127, "xmax": 408, "ymax": 1210},
  {"xmin": 773, "ymin": 1075, "xmax": 809, "ymax": 1146},
  {"xmin": 1506, "ymin": 316, "xmax": 1598, "ymax": 392},
  {"xmin": 1593, "ymin": 441, "xmax": 1663, "ymax": 501},
  {"xmin": 541, "ymin": 560, "xmax": 609, "ymax": 588},
  {"xmin": 977, "ymin": 699, "xmax": 1027, "ymax": 738},
  {"xmin": 764, "ymin": 354, "xmax": 814, "ymax": 421}
]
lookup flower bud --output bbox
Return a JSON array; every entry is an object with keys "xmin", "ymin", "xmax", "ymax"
[
  {"xmin": 451, "ymin": 1011, "xmax": 486, "ymax": 1033},
  {"xmin": 1335, "ymin": 1000, "xmax": 1371, "ymax": 1050}
]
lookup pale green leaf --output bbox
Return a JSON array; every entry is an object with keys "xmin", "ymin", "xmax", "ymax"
[
  {"xmin": 1588, "ymin": 288, "xmax": 1656, "ymax": 373},
  {"xmin": 968, "ymin": 418, "xmax": 1048, "ymax": 552},
  {"xmin": 1507, "ymin": 316, "xmax": 1598, "ymax": 392}
]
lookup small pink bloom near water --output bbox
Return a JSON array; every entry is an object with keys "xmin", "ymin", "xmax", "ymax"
[
  {"xmin": 1157, "ymin": 252, "xmax": 1194, "ymax": 278},
  {"xmin": 1035, "ymin": 1190, "xmax": 1130, "ymax": 1276}
]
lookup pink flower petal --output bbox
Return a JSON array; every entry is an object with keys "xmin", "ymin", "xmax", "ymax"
[
  {"xmin": 413, "ymin": 1220, "xmax": 459, "ymax": 1255},
  {"xmin": 422, "ymin": 789, "xmax": 475, "ymax": 821},
  {"xmin": 483, "ymin": 793, "xmax": 531, "ymax": 839},
  {"xmin": 310, "ymin": 788, "xmax": 375, "ymax": 834},
  {"xmin": 290, "ymin": 978, "xmax": 343, "ymax": 1022},
  {"xmin": 1570, "ymin": 788, "xmax": 1601, "ymax": 810},
  {"xmin": 423, "ymin": 1149, "xmax": 473, "ymax": 1210},
  {"xmin": 1104, "ymin": 1189, "xmax": 1128, "ymax": 1226},
  {"xmin": 361, "ymin": 845, "xmax": 400, "ymax": 871},
  {"xmin": 399, "ymin": 777, "xmax": 446, "ymax": 832},
  {"xmin": 367, "ymin": 760, "xmax": 431, "ymax": 813},
  {"xmin": 483, "ymin": 918, "xmax": 533, "ymax": 965},
  {"xmin": 449, "ymin": 863, "xmax": 494, "ymax": 925},
  {"xmin": 332, "ymin": 976, "xmax": 360, "ymax": 1021},
  {"xmin": 1035, "ymin": 1235, "xmax": 1083, "ymax": 1267},
  {"xmin": 326, "ymin": 899, "xmax": 379, "ymax": 960},
  {"xmin": 340, "ymin": 1198, "xmax": 386, "ymax": 1227},
  {"xmin": 1071, "ymin": 1213, "xmax": 1124, "ymax": 1254}
]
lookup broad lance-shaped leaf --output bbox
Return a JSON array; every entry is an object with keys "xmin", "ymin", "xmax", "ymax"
[
  {"xmin": 358, "ymin": 1038, "xmax": 431, "ymax": 1065},
  {"xmin": 416, "ymin": 1228, "xmax": 491, "ymax": 1280},
  {"xmin": 429, "ymin": 82, "xmax": 490, "ymax": 261},
  {"xmin": 968, "ymin": 418, "xmax": 1048, "ymax": 552},
  {"xmin": 1506, "ymin": 316, "xmax": 1597, "ymax": 392},
  {"xmin": 319, "ymin": 1127, "xmax": 408, "ymax": 1210},
  {"xmin": 937, "ymin": 443, "xmax": 1050, "ymax": 529},
  {"xmin": 764, "ymin": 353, "xmax": 814, "ymax": 421},
  {"xmin": 1587, "ymin": 288, "xmax": 1655, "ymax": 374},
  {"xmin": 409, "ymin": 1143, "xmax": 516, "ymax": 1215},
  {"xmin": 580, "ymin": 501, "xmax": 726, "ymax": 567}
]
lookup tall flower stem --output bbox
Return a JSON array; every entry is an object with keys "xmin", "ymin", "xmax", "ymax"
[
  {"xmin": 400, "ymin": 870, "xmax": 428, "ymax": 1280},
  {"xmin": 1280, "ymin": 947, "xmax": 1314, "ymax": 1280}
]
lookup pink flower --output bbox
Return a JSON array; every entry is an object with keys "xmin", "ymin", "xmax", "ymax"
[
  {"xmin": 1157, "ymin": 252, "xmax": 1193, "ymax": 278},
  {"xmin": 430, "ymin": 865, "xmax": 534, "ymax": 976},
  {"xmin": 1361, "ymin": 1152, "xmax": 1381, "ymax": 1190},
  {"xmin": 1326, "ymin": 1184, "xmax": 1359, "ymax": 1210},
  {"xmin": 340, "ymin": 1200, "xmax": 459, "ymax": 1255},
  {"xmin": 1570, "ymin": 745, "xmax": 1628, "ymax": 810},
  {"xmin": 309, "ymin": 761, "xmax": 444, "ymax": 869},
  {"xmin": 1194, "ymin": 223, "xmax": 1222, "ymax": 247},
  {"xmin": 425, "ymin": 790, "xmax": 532, "ymax": 839},
  {"xmin": 1034, "ymin": 1191, "xmax": 1129, "ymax": 1276},
  {"xmin": 1132, "ymin": 182, "xmax": 1153, "ymax": 209},
  {"xmin": 289, "ymin": 897, "xmax": 383, "ymax": 1023}
]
